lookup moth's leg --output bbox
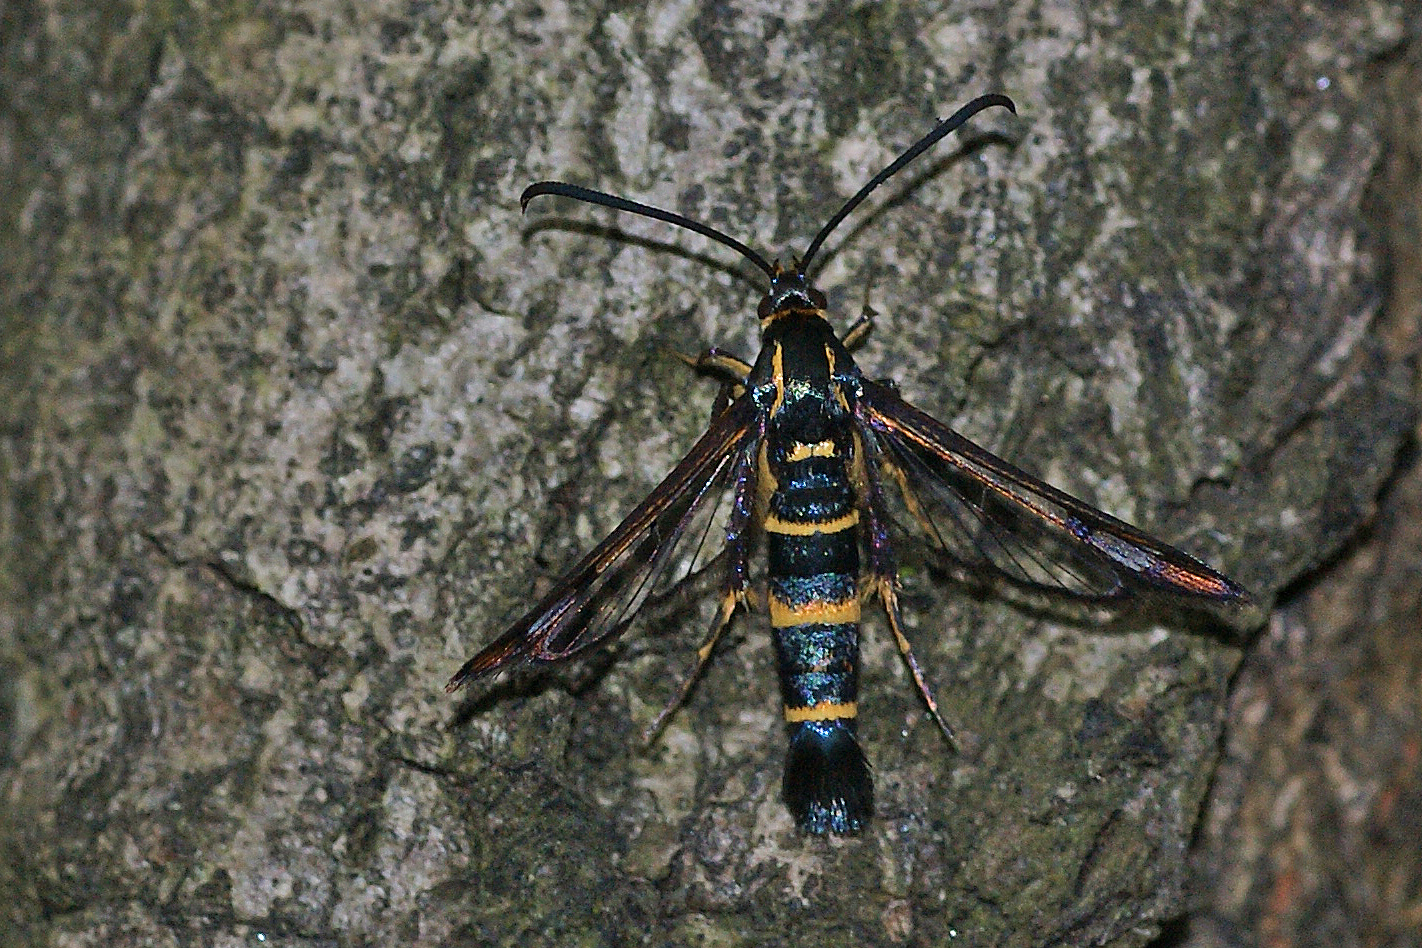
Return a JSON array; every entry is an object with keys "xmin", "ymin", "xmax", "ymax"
[
  {"xmin": 642, "ymin": 446, "xmax": 759, "ymax": 745},
  {"xmin": 877, "ymin": 452, "xmax": 941, "ymax": 542},
  {"xmin": 858, "ymin": 432, "xmax": 956, "ymax": 747},
  {"xmin": 668, "ymin": 346, "xmax": 752, "ymax": 381},
  {"xmin": 875, "ymin": 577, "xmax": 956, "ymax": 749},
  {"xmin": 842, "ymin": 305, "xmax": 876, "ymax": 350},
  {"xmin": 700, "ymin": 348, "xmax": 753, "ymax": 381},
  {"xmin": 669, "ymin": 347, "xmax": 753, "ymax": 421},
  {"xmin": 642, "ymin": 589, "xmax": 742, "ymax": 745}
]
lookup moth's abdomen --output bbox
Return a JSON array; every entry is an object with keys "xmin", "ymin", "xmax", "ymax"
[
  {"xmin": 783, "ymin": 718, "xmax": 872, "ymax": 835},
  {"xmin": 766, "ymin": 449, "xmax": 871, "ymax": 833}
]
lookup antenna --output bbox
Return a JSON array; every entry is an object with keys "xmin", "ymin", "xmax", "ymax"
[
  {"xmin": 519, "ymin": 93, "xmax": 1016, "ymax": 281},
  {"xmin": 520, "ymin": 182, "xmax": 777, "ymax": 278},
  {"xmin": 799, "ymin": 93, "xmax": 1016, "ymax": 270}
]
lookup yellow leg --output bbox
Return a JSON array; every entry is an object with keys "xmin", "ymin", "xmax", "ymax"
[
  {"xmin": 667, "ymin": 347, "xmax": 752, "ymax": 381},
  {"xmin": 875, "ymin": 577, "xmax": 957, "ymax": 748},
  {"xmin": 642, "ymin": 590, "xmax": 742, "ymax": 745},
  {"xmin": 668, "ymin": 348, "xmax": 752, "ymax": 421},
  {"xmin": 842, "ymin": 305, "xmax": 876, "ymax": 350}
]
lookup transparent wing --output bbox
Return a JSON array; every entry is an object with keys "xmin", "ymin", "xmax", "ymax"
[
  {"xmin": 447, "ymin": 395, "xmax": 761, "ymax": 691},
  {"xmin": 857, "ymin": 378, "xmax": 1259, "ymax": 627}
]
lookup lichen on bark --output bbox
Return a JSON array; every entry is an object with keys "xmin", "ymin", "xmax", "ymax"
[{"xmin": 1, "ymin": 2, "xmax": 1414, "ymax": 947}]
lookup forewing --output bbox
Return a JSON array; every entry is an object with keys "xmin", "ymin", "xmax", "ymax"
[
  {"xmin": 857, "ymin": 379, "xmax": 1257, "ymax": 626},
  {"xmin": 447, "ymin": 395, "xmax": 761, "ymax": 692}
]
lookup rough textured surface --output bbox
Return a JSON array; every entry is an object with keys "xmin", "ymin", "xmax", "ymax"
[
  {"xmin": 0, "ymin": 1, "xmax": 1414, "ymax": 946},
  {"xmin": 1184, "ymin": 14, "xmax": 1422, "ymax": 947}
]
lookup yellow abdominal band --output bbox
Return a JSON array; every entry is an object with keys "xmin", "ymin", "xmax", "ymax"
[
  {"xmin": 763, "ymin": 508, "xmax": 859, "ymax": 536},
  {"xmin": 784, "ymin": 701, "xmax": 858, "ymax": 723},
  {"xmin": 769, "ymin": 591, "xmax": 861, "ymax": 628}
]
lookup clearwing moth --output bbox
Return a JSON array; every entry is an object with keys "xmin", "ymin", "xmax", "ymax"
[{"xmin": 447, "ymin": 94, "xmax": 1259, "ymax": 834}]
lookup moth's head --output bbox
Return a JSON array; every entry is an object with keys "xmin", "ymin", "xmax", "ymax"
[{"xmin": 757, "ymin": 263, "xmax": 828, "ymax": 323}]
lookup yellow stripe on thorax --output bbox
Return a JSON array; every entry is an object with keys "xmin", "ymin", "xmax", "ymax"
[
  {"xmin": 769, "ymin": 343, "xmax": 785, "ymax": 415},
  {"xmin": 784, "ymin": 439, "xmax": 840, "ymax": 462}
]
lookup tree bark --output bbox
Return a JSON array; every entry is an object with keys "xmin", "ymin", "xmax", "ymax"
[
  {"xmin": 1184, "ymin": 20, "xmax": 1422, "ymax": 948},
  {"xmin": 1, "ymin": 2, "xmax": 1414, "ymax": 946}
]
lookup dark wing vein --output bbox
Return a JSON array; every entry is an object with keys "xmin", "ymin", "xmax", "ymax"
[
  {"xmin": 447, "ymin": 395, "xmax": 761, "ymax": 692},
  {"xmin": 857, "ymin": 378, "xmax": 1258, "ymax": 626}
]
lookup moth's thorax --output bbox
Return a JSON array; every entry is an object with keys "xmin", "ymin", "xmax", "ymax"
[
  {"xmin": 757, "ymin": 266, "xmax": 827, "ymax": 323},
  {"xmin": 747, "ymin": 309, "xmax": 859, "ymax": 450}
]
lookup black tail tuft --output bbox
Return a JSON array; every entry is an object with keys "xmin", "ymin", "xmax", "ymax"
[{"xmin": 783, "ymin": 722, "xmax": 873, "ymax": 834}]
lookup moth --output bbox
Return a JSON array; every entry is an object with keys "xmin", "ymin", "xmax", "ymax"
[{"xmin": 447, "ymin": 94, "xmax": 1258, "ymax": 834}]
